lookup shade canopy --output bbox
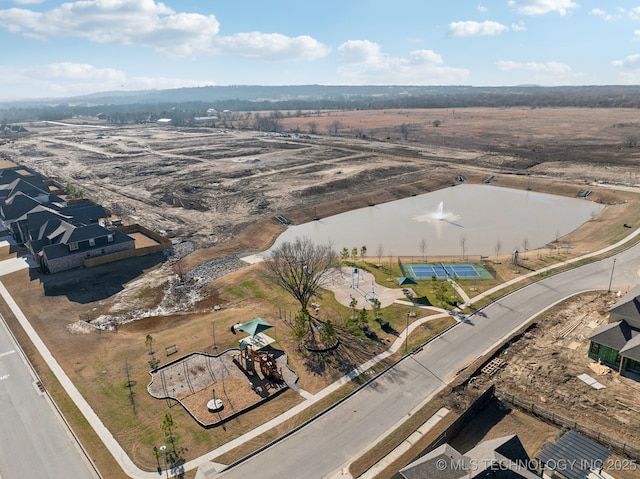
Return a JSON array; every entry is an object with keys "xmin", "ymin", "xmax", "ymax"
[
  {"xmin": 239, "ymin": 332, "xmax": 276, "ymax": 350},
  {"xmin": 238, "ymin": 317, "xmax": 274, "ymax": 337}
]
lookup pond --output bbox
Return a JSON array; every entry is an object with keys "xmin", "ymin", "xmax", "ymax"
[{"xmin": 268, "ymin": 184, "xmax": 604, "ymax": 257}]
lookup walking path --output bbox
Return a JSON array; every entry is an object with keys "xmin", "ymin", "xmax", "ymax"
[{"xmin": 0, "ymin": 225, "xmax": 638, "ymax": 479}]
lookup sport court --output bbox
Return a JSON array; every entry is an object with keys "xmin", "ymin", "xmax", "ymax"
[{"xmin": 405, "ymin": 263, "xmax": 493, "ymax": 280}]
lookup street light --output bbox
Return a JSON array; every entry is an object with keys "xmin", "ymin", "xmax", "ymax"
[
  {"xmin": 608, "ymin": 258, "xmax": 617, "ymax": 292},
  {"xmin": 153, "ymin": 446, "xmax": 161, "ymax": 475},
  {"xmin": 159, "ymin": 445, "xmax": 169, "ymax": 479},
  {"xmin": 405, "ymin": 311, "xmax": 410, "ymax": 354}
]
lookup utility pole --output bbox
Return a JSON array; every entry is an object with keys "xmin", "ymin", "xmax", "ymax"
[
  {"xmin": 405, "ymin": 311, "xmax": 410, "ymax": 354},
  {"xmin": 608, "ymin": 258, "xmax": 617, "ymax": 292}
]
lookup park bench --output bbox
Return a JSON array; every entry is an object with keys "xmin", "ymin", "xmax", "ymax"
[{"xmin": 165, "ymin": 344, "xmax": 178, "ymax": 357}]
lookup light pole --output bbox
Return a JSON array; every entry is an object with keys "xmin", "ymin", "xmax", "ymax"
[
  {"xmin": 159, "ymin": 445, "xmax": 169, "ymax": 479},
  {"xmin": 153, "ymin": 446, "xmax": 161, "ymax": 476},
  {"xmin": 405, "ymin": 311, "xmax": 410, "ymax": 354},
  {"xmin": 608, "ymin": 258, "xmax": 617, "ymax": 292}
]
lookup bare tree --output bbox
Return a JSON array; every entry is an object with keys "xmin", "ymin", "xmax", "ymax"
[
  {"xmin": 263, "ymin": 237, "xmax": 337, "ymax": 312},
  {"xmin": 494, "ymin": 240, "xmax": 503, "ymax": 263},
  {"xmin": 328, "ymin": 120, "xmax": 342, "ymax": 136},
  {"xmin": 174, "ymin": 258, "xmax": 188, "ymax": 283},
  {"xmin": 145, "ymin": 334, "xmax": 155, "ymax": 355},
  {"xmin": 459, "ymin": 234, "xmax": 467, "ymax": 261},
  {"xmin": 376, "ymin": 243, "xmax": 384, "ymax": 265},
  {"xmin": 308, "ymin": 121, "xmax": 318, "ymax": 135},
  {"xmin": 522, "ymin": 236, "xmax": 530, "ymax": 259},
  {"xmin": 419, "ymin": 238, "xmax": 427, "ymax": 262},
  {"xmin": 399, "ymin": 123, "xmax": 415, "ymax": 140}
]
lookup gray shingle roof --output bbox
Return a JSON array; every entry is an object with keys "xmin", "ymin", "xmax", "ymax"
[
  {"xmin": 536, "ymin": 430, "xmax": 611, "ymax": 479},
  {"xmin": 400, "ymin": 436, "xmax": 540, "ymax": 479},
  {"xmin": 619, "ymin": 333, "xmax": 640, "ymax": 362},
  {"xmin": 608, "ymin": 285, "xmax": 640, "ymax": 329},
  {"xmin": 400, "ymin": 444, "xmax": 467, "ymax": 479},
  {"xmin": 589, "ymin": 320, "xmax": 636, "ymax": 351}
]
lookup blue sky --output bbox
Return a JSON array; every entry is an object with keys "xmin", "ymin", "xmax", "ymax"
[{"xmin": 1, "ymin": 0, "xmax": 640, "ymax": 100}]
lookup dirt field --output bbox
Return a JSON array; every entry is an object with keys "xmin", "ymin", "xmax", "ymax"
[
  {"xmin": 1, "ymin": 108, "xmax": 640, "ymax": 476},
  {"xmin": 448, "ymin": 396, "xmax": 559, "ymax": 459},
  {"xmin": 3, "ymin": 108, "xmax": 640, "ymax": 255},
  {"xmin": 463, "ymin": 291, "xmax": 640, "ymax": 457}
]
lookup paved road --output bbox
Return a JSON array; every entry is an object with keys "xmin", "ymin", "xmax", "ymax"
[
  {"xmin": 0, "ymin": 315, "xmax": 97, "ymax": 479},
  {"xmin": 216, "ymin": 245, "xmax": 640, "ymax": 479}
]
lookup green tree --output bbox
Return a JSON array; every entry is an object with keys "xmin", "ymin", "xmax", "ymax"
[
  {"xmin": 349, "ymin": 296, "xmax": 358, "ymax": 320},
  {"xmin": 320, "ymin": 320, "xmax": 336, "ymax": 345},
  {"xmin": 291, "ymin": 310, "xmax": 310, "ymax": 347},
  {"xmin": 64, "ymin": 183, "xmax": 84, "ymax": 199},
  {"xmin": 145, "ymin": 334, "xmax": 154, "ymax": 355},
  {"xmin": 340, "ymin": 248, "xmax": 349, "ymax": 261},
  {"xmin": 360, "ymin": 245, "xmax": 367, "ymax": 260},
  {"xmin": 371, "ymin": 298, "xmax": 381, "ymax": 320},
  {"xmin": 358, "ymin": 307, "xmax": 369, "ymax": 330},
  {"xmin": 161, "ymin": 412, "xmax": 178, "ymax": 453},
  {"xmin": 351, "ymin": 247, "xmax": 358, "ymax": 261},
  {"xmin": 435, "ymin": 282, "xmax": 448, "ymax": 307}
]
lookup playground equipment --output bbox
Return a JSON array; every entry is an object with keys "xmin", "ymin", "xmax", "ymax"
[{"xmin": 238, "ymin": 346, "xmax": 284, "ymax": 383}]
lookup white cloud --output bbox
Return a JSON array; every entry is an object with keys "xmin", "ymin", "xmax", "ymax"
[
  {"xmin": 495, "ymin": 60, "xmax": 580, "ymax": 84},
  {"xmin": 617, "ymin": 70, "xmax": 640, "ymax": 83},
  {"xmin": 213, "ymin": 33, "xmax": 330, "ymax": 61},
  {"xmin": 630, "ymin": 7, "xmax": 640, "ymax": 20},
  {"xmin": 0, "ymin": 0, "xmax": 218, "ymax": 56},
  {"xmin": 338, "ymin": 40, "xmax": 384, "ymax": 64},
  {"xmin": 612, "ymin": 54, "xmax": 640, "ymax": 68},
  {"xmin": 337, "ymin": 40, "xmax": 468, "ymax": 84},
  {"xmin": 448, "ymin": 20, "xmax": 509, "ymax": 37},
  {"xmin": 511, "ymin": 21, "xmax": 527, "ymax": 31},
  {"xmin": 497, "ymin": 60, "xmax": 572, "ymax": 73},
  {"xmin": 590, "ymin": 8, "xmax": 614, "ymax": 21},
  {"xmin": 11, "ymin": 0, "xmax": 45, "ymax": 4},
  {"xmin": 0, "ymin": 0, "xmax": 328, "ymax": 61},
  {"xmin": 477, "ymin": 3, "xmax": 488, "ymax": 13},
  {"xmin": 0, "ymin": 62, "xmax": 213, "ymax": 99},
  {"xmin": 508, "ymin": 0, "xmax": 578, "ymax": 16}
]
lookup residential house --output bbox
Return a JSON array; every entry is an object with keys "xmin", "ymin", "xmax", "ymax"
[
  {"xmin": 0, "ymin": 192, "xmax": 64, "ymax": 239},
  {"xmin": 536, "ymin": 430, "xmax": 612, "ymax": 479},
  {"xmin": 0, "ymin": 163, "xmax": 151, "ymax": 274},
  {"xmin": 399, "ymin": 435, "xmax": 540, "ymax": 479},
  {"xmin": 588, "ymin": 285, "xmax": 640, "ymax": 374},
  {"xmin": 29, "ymin": 218, "xmax": 134, "ymax": 273}
]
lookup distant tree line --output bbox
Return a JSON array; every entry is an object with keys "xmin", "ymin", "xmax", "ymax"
[{"xmin": 4, "ymin": 84, "xmax": 640, "ymax": 125}]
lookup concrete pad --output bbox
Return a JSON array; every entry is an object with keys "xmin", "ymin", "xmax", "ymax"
[
  {"xmin": 240, "ymin": 253, "xmax": 265, "ymax": 265},
  {"xmin": 0, "ymin": 256, "xmax": 33, "ymax": 276},
  {"xmin": 195, "ymin": 461, "xmax": 226, "ymax": 478},
  {"xmin": 322, "ymin": 267, "xmax": 404, "ymax": 309}
]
